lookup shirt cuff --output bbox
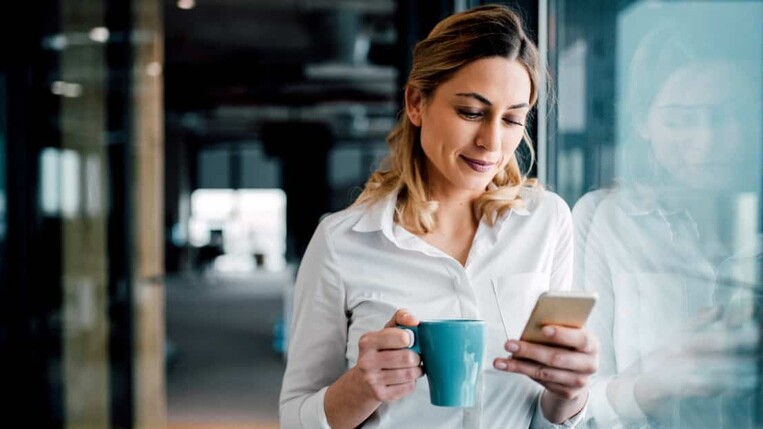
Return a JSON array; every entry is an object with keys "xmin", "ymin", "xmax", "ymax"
[
  {"xmin": 298, "ymin": 386, "xmax": 332, "ymax": 429},
  {"xmin": 530, "ymin": 390, "xmax": 589, "ymax": 429},
  {"xmin": 588, "ymin": 376, "xmax": 623, "ymax": 428},
  {"xmin": 607, "ymin": 375, "xmax": 649, "ymax": 424}
]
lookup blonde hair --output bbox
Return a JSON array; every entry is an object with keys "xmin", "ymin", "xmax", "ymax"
[{"xmin": 354, "ymin": 4, "xmax": 542, "ymax": 234}]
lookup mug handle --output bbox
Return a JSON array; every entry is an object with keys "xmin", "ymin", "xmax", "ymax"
[{"xmin": 396, "ymin": 325, "xmax": 420, "ymax": 354}]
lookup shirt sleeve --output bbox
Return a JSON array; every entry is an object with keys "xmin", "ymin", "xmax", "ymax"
[
  {"xmin": 279, "ymin": 220, "xmax": 348, "ymax": 429},
  {"xmin": 529, "ymin": 390, "xmax": 589, "ymax": 429},
  {"xmin": 572, "ymin": 193, "xmax": 641, "ymax": 428},
  {"xmin": 571, "ymin": 194, "xmax": 623, "ymax": 428}
]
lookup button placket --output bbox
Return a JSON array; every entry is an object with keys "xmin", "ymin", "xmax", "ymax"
[
  {"xmin": 447, "ymin": 265, "xmax": 481, "ymax": 321},
  {"xmin": 451, "ymin": 268, "xmax": 484, "ymax": 429}
]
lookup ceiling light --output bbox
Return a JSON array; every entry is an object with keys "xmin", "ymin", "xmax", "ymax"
[
  {"xmin": 51, "ymin": 81, "xmax": 66, "ymax": 95},
  {"xmin": 177, "ymin": 0, "xmax": 195, "ymax": 10},
  {"xmin": 51, "ymin": 81, "xmax": 83, "ymax": 98},
  {"xmin": 47, "ymin": 34, "xmax": 68, "ymax": 50},
  {"xmin": 88, "ymin": 27, "xmax": 110, "ymax": 43},
  {"xmin": 146, "ymin": 61, "xmax": 163, "ymax": 77}
]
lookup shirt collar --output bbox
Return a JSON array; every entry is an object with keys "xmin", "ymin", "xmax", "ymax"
[
  {"xmin": 614, "ymin": 184, "xmax": 690, "ymax": 218},
  {"xmin": 486, "ymin": 190, "xmax": 531, "ymax": 245},
  {"xmin": 351, "ymin": 192, "xmax": 397, "ymax": 235},
  {"xmin": 351, "ymin": 189, "xmax": 531, "ymax": 235}
]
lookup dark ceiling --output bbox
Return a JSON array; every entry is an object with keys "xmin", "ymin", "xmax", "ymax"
[{"xmin": 163, "ymin": 0, "xmax": 401, "ymax": 143}]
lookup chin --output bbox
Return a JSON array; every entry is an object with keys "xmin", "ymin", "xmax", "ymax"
[
  {"xmin": 462, "ymin": 181, "xmax": 493, "ymax": 193},
  {"xmin": 447, "ymin": 170, "xmax": 496, "ymax": 193}
]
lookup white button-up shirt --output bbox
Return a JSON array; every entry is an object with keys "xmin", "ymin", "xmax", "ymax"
[
  {"xmin": 572, "ymin": 188, "xmax": 758, "ymax": 429},
  {"xmin": 280, "ymin": 188, "xmax": 586, "ymax": 429}
]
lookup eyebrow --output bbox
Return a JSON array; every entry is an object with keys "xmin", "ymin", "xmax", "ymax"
[{"xmin": 455, "ymin": 92, "xmax": 529, "ymax": 109}]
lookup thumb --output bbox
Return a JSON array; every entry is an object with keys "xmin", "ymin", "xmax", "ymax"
[{"xmin": 384, "ymin": 308, "xmax": 419, "ymax": 328}]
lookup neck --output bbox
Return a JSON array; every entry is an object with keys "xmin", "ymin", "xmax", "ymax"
[
  {"xmin": 428, "ymin": 187, "xmax": 481, "ymax": 233},
  {"xmin": 416, "ymin": 186, "xmax": 481, "ymax": 266}
]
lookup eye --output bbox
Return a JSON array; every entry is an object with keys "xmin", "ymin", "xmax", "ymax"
[
  {"xmin": 503, "ymin": 116, "xmax": 525, "ymax": 127},
  {"xmin": 457, "ymin": 108, "xmax": 483, "ymax": 121}
]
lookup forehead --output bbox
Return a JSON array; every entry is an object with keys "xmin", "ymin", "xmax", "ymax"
[
  {"xmin": 436, "ymin": 57, "xmax": 532, "ymax": 105},
  {"xmin": 653, "ymin": 62, "xmax": 749, "ymax": 107}
]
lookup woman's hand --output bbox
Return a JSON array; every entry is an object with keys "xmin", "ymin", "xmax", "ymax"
[
  {"xmin": 493, "ymin": 326, "xmax": 599, "ymax": 423},
  {"xmin": 325, "ymin": 309, "xmax": 423, "ymax": 429},
  {"xmin": 620, "ymin": 307, "xmax": 758, "ymax": 422},
  {"xmin": 354, "ymin": 309, "xmax": 424, "ymax": 402}
]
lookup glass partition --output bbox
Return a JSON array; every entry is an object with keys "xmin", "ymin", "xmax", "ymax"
[{"xmin": 547, "ymin": 1, "xmax": 763, "ymax": 428}]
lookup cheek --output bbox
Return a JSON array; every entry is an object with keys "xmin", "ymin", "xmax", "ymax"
[
  {"xmin": 650, "ymin": 137, "xmax": 680, "ymax": 167},
  {"xmin": 418, "ymin": 127, "xmax": 447, "ymax": 170},
  {"xmin": 501, "ymin": 132, "xmax": 525, "ymax": 157},
  {"xmin": 420, "ymin": 128, "xmax": 446, "ymax": 156},
  {"xmin": 647, "ymin": 121, "xmax": 687, "ymax": 163},
  {"xmin": 421, "ymin": 119, "xmax": 472, "ymax": 155}
]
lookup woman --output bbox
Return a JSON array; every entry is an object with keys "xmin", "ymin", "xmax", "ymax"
[
  {"xmin": 280, "ymin": 5, "xmax": 598, "ymax": 429},
  {"xmin": 572, "ymin": 8, "xmax": 761, "ymax": 429}
]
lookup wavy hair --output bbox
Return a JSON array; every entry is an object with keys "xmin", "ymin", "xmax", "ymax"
[{"xmin": 354, "ymin": 4, "xmax": 542, "ymax": 233}]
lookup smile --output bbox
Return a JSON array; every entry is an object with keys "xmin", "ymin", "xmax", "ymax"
[{"xmin": 460, "ymin": 155, "xmax": 496, "ymax": 173}]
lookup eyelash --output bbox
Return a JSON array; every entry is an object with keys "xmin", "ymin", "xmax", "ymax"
[{"xmin": 457, "ymin": 109, "xmax": 524, "ymax": 127}]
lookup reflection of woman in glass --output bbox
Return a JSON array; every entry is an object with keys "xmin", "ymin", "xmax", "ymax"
[
  {"xmin": 573, "ymin": 16, "xmax": 761, "ymax": 429},
  {"xmin": 280, "ymin": 5, "xmax": 599, "ymax": 429}
]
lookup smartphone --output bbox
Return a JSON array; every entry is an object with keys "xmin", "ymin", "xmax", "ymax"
[{"xmin": 519, "ymin": 291, "xmax": 598, "ymax": 345}]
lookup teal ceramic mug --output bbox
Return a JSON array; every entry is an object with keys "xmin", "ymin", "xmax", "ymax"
[{"xmin": 398, "ymin": 320, "xmax": 486, "ymax": 407}]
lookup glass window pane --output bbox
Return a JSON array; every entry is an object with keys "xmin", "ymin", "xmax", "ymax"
[{"xmin": 549, "ymin": 1, "xmax": 763, "ymax": 428}]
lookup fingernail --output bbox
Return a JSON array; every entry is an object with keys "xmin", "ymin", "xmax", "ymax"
[
  {"xmin": 403, "ymin": 313, "xmax": 412, "ymax": 320},
  {"xmin": 505, "ymin": 342, "xmax": 519, "ymax": 352},
  {"xmin": 543, "ymin": 326, "xmax": 555, "ymax": 337},
  {"xmin": 494, "ymin": 360, "xmax": 508, "ymax": 370},
  {"xmin": 405, "ymin": 330, "xmax": 415, "ymax": 348}
]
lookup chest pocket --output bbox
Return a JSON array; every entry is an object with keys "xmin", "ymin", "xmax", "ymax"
[
  {"xmin": 479, "ymin": 273, "xmax": 550, "ymax": 365},
  {"xmin": 611, "ymin": 271, "xmax": 714, "ymax": 371}
]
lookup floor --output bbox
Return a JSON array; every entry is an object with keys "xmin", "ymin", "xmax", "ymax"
[{"xmin": 166, "ymin": 270, "xmax": 292, "ymax": 429}]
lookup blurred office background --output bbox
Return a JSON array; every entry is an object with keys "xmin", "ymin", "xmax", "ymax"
[{"xmin": 1, "ymin": 1, "xmax": 760, "ymax": 428}]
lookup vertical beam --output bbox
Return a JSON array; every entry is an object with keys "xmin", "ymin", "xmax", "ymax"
[
  {"xmin": 537, "ymin": 0, "xmax": 549, "ymax": 184},
  {"xmin": 132, "ymin": 0, "xmax": 166, "ymax": 427},
  {"xmin": 0, "ymin": 2, "xmax": 65, "ymax": 427},
  {"xmin": 105, "ymin": 0, "xmax": 135, "ymax": 426},
  {"xmin": 262, "ymin": 122, "xmax": 332, "ymax": 260},
  {"xmin": 394, "ymin": 0, "xmax": 456, "ymax": 109},
  {"xmin": 59, "ymin": 0, "xmax": 111, "ymax": 426}
]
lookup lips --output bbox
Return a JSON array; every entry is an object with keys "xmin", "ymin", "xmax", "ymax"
[{"xmin": 460, "ymin": 155, "xmax": 496, "ymax": 173}]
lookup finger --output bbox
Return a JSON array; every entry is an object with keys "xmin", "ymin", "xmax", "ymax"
[
  {"xmin": 376, "ymin": 349, "xmax": 421, "ymax": 369},
  {"xmin": 359, "ymin": 327, "xmax": 417, "ymax": 352},
  {"xmin": 380, "ymin": 381, "xmax": 418, "ymax": 402},
  {"xmin": 538, "ymin": 326, "xmax": 598, "ymax": 353},
  {"xmin": 505, "ymin": 340, "xmax": 597, "ymax": 373},
  {"xmin": 683, "ymin": 326, "xmax": 759, "ymax": 355},
  {"xmin": 494, "ymin": 357, "xmax": 590, "ymax": 389},
  {"xmin": 384, "ymin": 309, "xmax": 420, "ymax": 328},
  {"xmin": 379, "ymin": 367, "xmax": 424, "ymax": 385}
]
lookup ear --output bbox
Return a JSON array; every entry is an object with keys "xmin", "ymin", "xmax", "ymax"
[{"xmin": 405, "ymin": 86, "xmax": 424, "ymax": 127}]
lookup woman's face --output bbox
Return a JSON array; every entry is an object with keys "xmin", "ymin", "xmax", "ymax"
[
  {"xmin": 643, "ymin": 62, "xmax": 747, "ymax": 190},
  {"xmin": 406, "ymin": 57, "xmax": 531, "ymax": 198}
]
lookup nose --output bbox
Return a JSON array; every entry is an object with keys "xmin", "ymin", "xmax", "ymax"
[
  {"xmin": 686, "ymin": 112, "xmax": 721, "ymax": 159},
  {"xmin": 476, "ymin": 119, "xmax": 501, "ymax": 151},
  {"xmin": 691, "ymin": 124, "xmax": 715, "ymax": 153}
]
